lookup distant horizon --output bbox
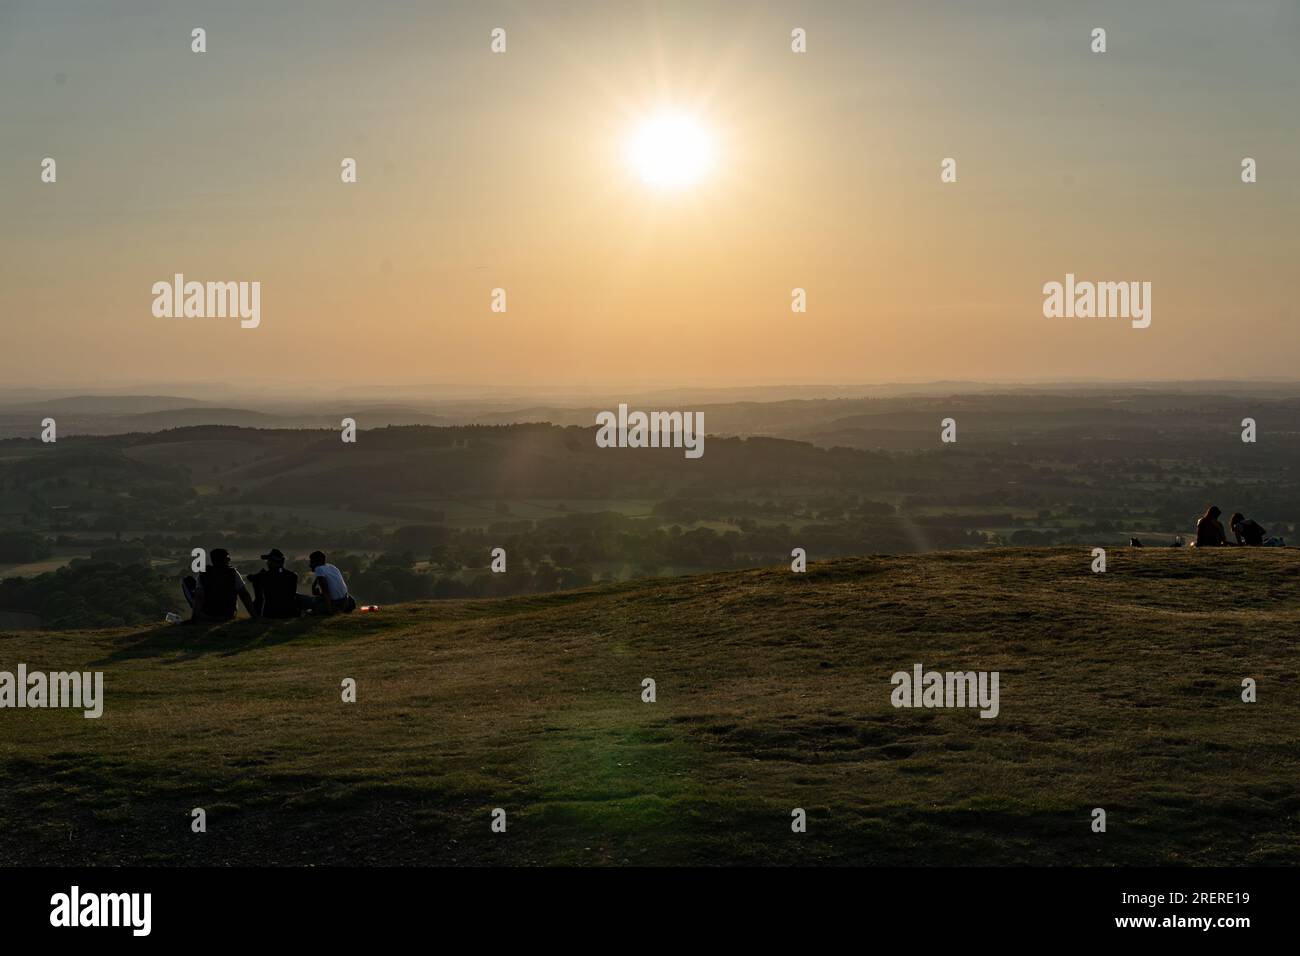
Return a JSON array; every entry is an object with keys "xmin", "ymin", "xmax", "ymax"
[
  {"xmin": 6, "ymin": 374, "xmax": 1300, "ymax": 393},
  {"xmin": 4, "ymin": 376, "xmax": 1300, "ymax": 416}
]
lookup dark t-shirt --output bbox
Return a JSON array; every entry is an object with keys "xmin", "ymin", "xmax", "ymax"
[
  {"xmin": 1195, "ymin": 517, "xmax": 1226, "ymax": 547},
  {"xmin": 248, "ymin": 567, "xmax": 300, "ymax": 617},
  {"xmin": 197, "ymin": 566, "xmax": 246, "ymax": 619},
  {"xmin": 1236, "ymin": 519, "xmax": 1266, "ymax": 546}
]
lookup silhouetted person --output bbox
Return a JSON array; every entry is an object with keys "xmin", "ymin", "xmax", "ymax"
[
  {"xmin": 298, "ymin": 550, "xmax": 354, "ymax": 615},
  {"xmin": 1195, "ymin": 505, "xmax": 1228, "ymax": 547},
  {"xmin": 248, "ymin": 548, "xmax": 301, "ymax": 618},
  {"xmin": 182, "ymin": 548, "xmax": 256, "ymax": 621},
  {"xmin": 1229, "ymin": 513, "xmax": 1267, "ymax": 546}
]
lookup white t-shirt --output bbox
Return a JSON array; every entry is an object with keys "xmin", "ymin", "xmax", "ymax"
[{"xmin": 313, "ymin": 563, "xmax": 349, "ymax": 600}]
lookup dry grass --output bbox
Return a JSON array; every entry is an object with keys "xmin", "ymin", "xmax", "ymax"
[{"xmin": 2, "ymin": 547, "xmax": 1297, "ymax": 865}]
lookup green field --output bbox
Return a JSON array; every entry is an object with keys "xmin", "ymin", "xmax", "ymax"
[{"xmin": 1, "ymin": 547, "xmax": 1297, "ymax": 866}]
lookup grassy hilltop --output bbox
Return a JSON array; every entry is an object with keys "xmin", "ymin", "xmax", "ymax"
[{"xmin": 1, "ymin": 547, "xmax": 1297, "ymax": 866}]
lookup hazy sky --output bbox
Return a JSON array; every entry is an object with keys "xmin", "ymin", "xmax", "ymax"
[{"xmin": 2, "ymin": 0, "xmax": 1298, "ymax": 389}]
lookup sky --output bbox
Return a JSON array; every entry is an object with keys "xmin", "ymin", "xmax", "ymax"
[{"xmin": 1, "ymin": 0, "xmax": 1298, "ymax": 389}]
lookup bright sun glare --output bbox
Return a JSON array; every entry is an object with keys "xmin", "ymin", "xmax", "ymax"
[{"xmin": 625, "ymin": 112, "xmax": 715, "ymax": 188}]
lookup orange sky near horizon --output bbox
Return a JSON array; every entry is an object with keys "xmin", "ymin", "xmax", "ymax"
[{"xmin": 2, "ymin": 0, "xmax": 1298, "ymax": 389}]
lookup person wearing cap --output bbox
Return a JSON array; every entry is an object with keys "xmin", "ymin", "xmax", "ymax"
[
  {"xmin": 299, "ymin": 550, "xmax": 355, "ymax": 615},
  {"xmin": 182, "ymin": 548, "xmax": 256, "ymax": 621},
  {"xmin": 247, "ymin": 548, "xmax": 301, "ymax": 618}
]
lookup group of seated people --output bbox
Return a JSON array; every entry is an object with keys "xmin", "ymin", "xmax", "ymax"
[
  {"xmin": 181, "ymin": 548, "xmax": 356, "ymax": 622},
  {"xmin": 1194, "ymin": 506, "xmax": 1286, "ymax": 548}
]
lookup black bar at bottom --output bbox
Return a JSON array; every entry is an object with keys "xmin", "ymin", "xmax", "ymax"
[{"xmin": 0, "ymin": 865, "xmax": 1284, "ymax": 942}]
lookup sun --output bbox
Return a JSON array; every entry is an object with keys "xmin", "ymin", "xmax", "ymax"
[{"xmin": 625, "ymin": 112, "xmax": 716, "ymax": 189}]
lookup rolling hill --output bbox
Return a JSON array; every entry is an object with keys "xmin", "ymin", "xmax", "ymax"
[{"xmin": 1, "ymin": 547, "xmax": 1297, "ymax": 866}]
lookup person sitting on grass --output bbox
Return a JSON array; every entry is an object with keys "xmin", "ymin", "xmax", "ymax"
[
  {"xmin": 247, "ymin": 548, "xmax": 301, "ymax": 618},
  {"xmin": 1229, "ymin": 512, "xmax": 1286, "ymax": 547},
  {"xmin": 182, "ymin": 548, "xmax": 257, "ymax": 621},
  {"xmin": 1194, "ymin": 505, "xmax": 1228, "ymax": 547},
  {"xmin": 297, "ymin": 550, "xmax": 356, "ymax": 615},
  {"xmin": 1228, "ymin": 512, "xmax": 1264, "ymax": 546}
]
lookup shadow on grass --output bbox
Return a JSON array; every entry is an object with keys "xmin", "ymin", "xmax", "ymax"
[{"xmin": 90, "ymin": 614, "xmax": 372, "ymax": 666}]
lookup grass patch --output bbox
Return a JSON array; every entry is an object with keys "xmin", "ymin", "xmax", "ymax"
[{"xmin": 1, "ymin": 547, "xmax": 1297, "ymax": 865}]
